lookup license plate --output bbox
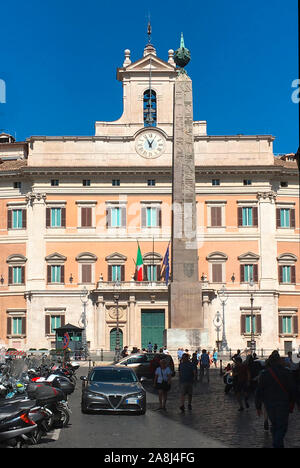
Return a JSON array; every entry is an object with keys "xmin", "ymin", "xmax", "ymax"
[{"xmin": 126, "ymin": 398, "xmax": 139, "ymax": 405}]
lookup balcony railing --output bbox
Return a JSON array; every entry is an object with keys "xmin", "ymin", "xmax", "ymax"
[{"xmin": 95, "ymin": 280, "xmax": 168, "ymax": 290}]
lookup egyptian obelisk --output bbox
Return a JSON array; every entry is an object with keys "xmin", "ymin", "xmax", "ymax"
[{"xmin": 166, "ymin": 34, "xmax": 208, "ymax": 349}]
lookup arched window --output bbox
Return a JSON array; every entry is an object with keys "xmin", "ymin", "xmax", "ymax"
[{"xmin": 143, "ymin": 89, "xmax": 157, "ymax": 127}]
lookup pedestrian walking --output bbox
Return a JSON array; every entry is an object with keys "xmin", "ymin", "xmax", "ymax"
[
  {"xmin": 199, "ymin": 349, "xmax": 210, "ymax": 383},
  {"xmin": 191, "ymin": 352, "xmax": 198, "ymax": 381},
  {"xmin": 147, "ymin": 342, "xmax": 153, "ymax": 353},
  {"xmin": 179, "ymin": 353, "xmax": 196, "ymax": 412},
  {"xmin": 153, "ymin": 359, "xmax": 173, "ymax": 411},
  {"xmin": 232, "ymin": 357, "xmax": 251, "ymax": 411},
  {"xmin": 255, "ymin": 350, "xmax": 297, "ymax": 448},
  {"xmin": 121, "ymin": 346, "xmax": 128, "ymax": 358},
  {"xmin": 153, "ymin": 343, "xmax": 158, "ymax": 353},
  {"xmin": 177, "ymin": 348, "xmax": 184, "ymax": 363},
  {"xmin": 212, "ymin": 349, "xmax": 218, "ymax": 368},
  {"xmin": 162, "ymin": 346, "xmax": 169, "ymax": 355}
]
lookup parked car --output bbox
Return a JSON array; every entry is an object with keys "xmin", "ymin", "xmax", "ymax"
[
  {"xmin": 116, "ymin": 353, "xmax": 175, "ymax": 380},
  {"xmin": 80, "ymin": 366, "xmax": 146, "ymax": 414}
]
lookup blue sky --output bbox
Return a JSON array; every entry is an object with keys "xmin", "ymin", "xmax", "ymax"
[{"xmin": 0, "ymin": 0, "xmax": 298, "ymax": 154}]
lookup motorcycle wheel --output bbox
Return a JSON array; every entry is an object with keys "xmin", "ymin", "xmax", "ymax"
[
  {"xmin": 29, "ymin": 427, "xmax": 43, "ymax": 445},
  {"xmin": 56, "ymin": 407, "xmax": 70, "ymax": 428}
]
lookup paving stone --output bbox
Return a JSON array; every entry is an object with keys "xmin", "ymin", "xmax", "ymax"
[{"xmin": 146, "ymin": 368, "xmax": 300, "ymax": 449}]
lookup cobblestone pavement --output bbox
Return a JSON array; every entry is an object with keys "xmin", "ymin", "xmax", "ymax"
[{"xmin": 144, "ymin": 368, "xmax": 300, "ymax": 449}]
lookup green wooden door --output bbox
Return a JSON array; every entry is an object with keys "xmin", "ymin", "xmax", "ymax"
[
  {"xmin": 141, "ymin": 309, "xmax": 165, "ymax": 350},
  {"xmin": 110, "ymin": 328, "xmax": 123, "ymax": 351}
]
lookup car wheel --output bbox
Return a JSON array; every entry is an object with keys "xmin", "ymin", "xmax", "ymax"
[{"xmin": 81, "ymin": 401, "xmax": 89, "ymax": 414}]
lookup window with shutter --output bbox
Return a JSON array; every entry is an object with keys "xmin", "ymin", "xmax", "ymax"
[
  {"xmin": 278, "ymin": 316, "xmax": 283, "ymax": 334},
  {"xmin": 211, "ymin": 207, "xmax": 222, "ymax": 227},
  {"xmin": 7, "ymin": 317, "xmax": 12, "ymax": 335},
  {"xmin": 252, "ymin": 207, "xmax": 258, "ymax": 227},
  {"xmin": 81, "ymin": 207, "xmax": 92, "ymax": 227},
  {"xmin": 7, "ymin": 209, "xmax": 12, "ymax": 229},
  {"xmin": 141, "ymin": 207, "xmax": 147, "ymax": 228},
  {"xmin": 290, "ymin": 209, "xmax": 296, "ymax": 228},
  {"xmin": 22, "ymin": 317, "xmax": 26, "ymax": 335},
  {"xmin": 22, "ymin": 210, "xmax": 27, "ymax": 229},
  {"xmin": 276, "ymin": 208, "xmax": 281, "ymax": 228},
  {"xmin": 240, "ymin": 315, "xmax": 246, "ymax": 335},
  {"xmin": 212, "ymin": 263, "xmax": 222, "ymax": 283},
  {"xmin": 46, "ymin": 208, "xmax": 51, "ymax": 227},
  {"xmin": 106, "ymin": 208, "xmax": 111, "ymax": 228},
  {"xmin": 293, "ymin": 316, "xmax": 298, "ymax": 335},
  {"xmin": 82, "ymin": 264, "xmax": 92, "ymax": 284},
  {"xmin": 256, "ymin": 315, "xmax": 262, "ymax": 334},
  {"xmin": 238, "ymin": 207, "xmax": 243, "ymax": 227},
  {"xmin": 240, "ymin": 265, "xmax": 245, "ymax": 283},
  {"xmin": 45, "ymin": 315, "xmax": 50, "ymax": 335}
]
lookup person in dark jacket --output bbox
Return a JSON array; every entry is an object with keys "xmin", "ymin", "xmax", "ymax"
[
  {"xmin": 255, "ymin": 350, "xmax": 297, "ymax": 448},
  {"xmin": 179, "ymin": 353, "xmax": 196, "ymax": 412}
]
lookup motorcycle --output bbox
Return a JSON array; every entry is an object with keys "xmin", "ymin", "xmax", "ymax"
[
  {"xmin": 26, "ymin": 382, "xmax": 71, "ymax": 429},
  {"xmin": 0, "ymin": 402, "xmax": 38, "ymax": 448}
]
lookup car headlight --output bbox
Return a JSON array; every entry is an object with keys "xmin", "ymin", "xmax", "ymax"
[
  {"xmin": 86, "ymin": 391, "xmax": 106, "ymax": 400},
  {"xmin": 127, "ymin": 392, "xmax": 145, "ymax": 399}
]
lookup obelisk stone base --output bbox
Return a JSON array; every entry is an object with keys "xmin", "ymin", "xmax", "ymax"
[{"xmin": 165, "ymin": 328, "xmax": 208, "ymax": 351}]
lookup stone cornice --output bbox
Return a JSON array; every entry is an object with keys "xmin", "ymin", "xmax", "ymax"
[
  {"xmin": 17, "ymin": 165, "xmax": 299, "ymax": 176},
  {"xmin": 26, "ymin": 134, "xmax": 275, "ymax": 143}
]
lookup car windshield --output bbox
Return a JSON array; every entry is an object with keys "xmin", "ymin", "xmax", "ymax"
[{"xmin": 89, "ymin": 368, "xmax": 138, "ymax": 383}]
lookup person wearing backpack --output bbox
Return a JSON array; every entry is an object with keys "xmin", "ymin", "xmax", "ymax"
[{"xmin": 199, "ymin": 349, "xmax": 210, "ymax": 383}]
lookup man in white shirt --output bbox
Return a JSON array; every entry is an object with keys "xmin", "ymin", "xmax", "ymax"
[{"xmin": 163, "ymin": 346, "xmax": 169, "ymax": 355}]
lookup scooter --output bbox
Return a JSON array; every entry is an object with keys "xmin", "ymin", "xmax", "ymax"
[
  {"xmin": 26, "ymin": 382, "xmax": 71, "ymax": 429},
  {"xmin": 0, "ymin": 403, "xmax": 38, "ymax": 448}
]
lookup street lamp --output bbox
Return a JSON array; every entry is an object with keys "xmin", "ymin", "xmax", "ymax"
[
  {"xmin": 80, "ymin": 286, "xmax": 89, "ymax": 360},
  {"xmin": 218, "ymin": 285, "xmax": 229, "ymax": 352},
  {"xmin": 213, "ymin": 310, "xmax": 222, "ymax": 351},
  {"xmin": 113, "ymin": 280, "xmax": 121, "ymax": 363},
  {"xmin": 248, "ymin": 279, "xmax": 256, "ymax": 355}
]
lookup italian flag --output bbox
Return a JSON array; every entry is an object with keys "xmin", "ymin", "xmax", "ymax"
[{"xmin": 136, "ymin": 244, "xmax": 143, "ymax": 281}]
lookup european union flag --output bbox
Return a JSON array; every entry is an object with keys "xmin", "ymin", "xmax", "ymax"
[{"xmin": 163, "ymin": 243, "xmax": 170, "ymax": 285}]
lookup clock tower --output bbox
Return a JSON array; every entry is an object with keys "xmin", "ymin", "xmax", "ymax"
[{"xmin": 95, "ymin": 42, "xmax": 178, "ymax": 138}]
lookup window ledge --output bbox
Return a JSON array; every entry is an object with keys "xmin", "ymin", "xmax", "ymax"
[
  {"xmin": 7, "ymin": 334, "xmax": 26, "ymax": 339},
  {"xmin": 279, "ymin": 334, "xmax": 298, "ymax": 338},
  {"xmin": 242, "ymin": 333, "xmax": 261, "ymax": 337}
]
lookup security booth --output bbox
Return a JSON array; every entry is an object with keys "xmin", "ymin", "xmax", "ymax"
[{"xmin": 54, "ymin": 323, "xmax": 83, "ymax": 358}]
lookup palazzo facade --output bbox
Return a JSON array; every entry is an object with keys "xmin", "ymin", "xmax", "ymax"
[{"xmin": 0, "ymin": 42, "xmax": 299, "ymax": 354}]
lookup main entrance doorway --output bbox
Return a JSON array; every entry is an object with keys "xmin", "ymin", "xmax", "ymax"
[
  {"xmin": 110, "ymin": 328, "xmax": 123, "ymax": 351},
  {"xmin": 141, "ymin": 309, "xmax": 165, "ymax": 350}
]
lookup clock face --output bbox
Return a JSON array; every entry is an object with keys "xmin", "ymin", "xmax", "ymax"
[{"xmin": 135, "ymin": 131, "xmax": 166, "ymax": 159}]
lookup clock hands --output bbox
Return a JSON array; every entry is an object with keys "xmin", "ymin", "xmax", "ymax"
[{"xmin": 146, "ymin": 136, "xmax": 156, "ymax": 149}]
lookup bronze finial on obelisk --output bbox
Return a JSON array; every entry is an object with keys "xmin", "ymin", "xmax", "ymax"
[{"xmin": 166, "ymin": 34, "xmax": 208, "ymax": 350}]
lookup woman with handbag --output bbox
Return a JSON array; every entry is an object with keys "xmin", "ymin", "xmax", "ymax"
[{"xmin": 154, "ymin": 359, "xmax": 173, "ymax": 411}]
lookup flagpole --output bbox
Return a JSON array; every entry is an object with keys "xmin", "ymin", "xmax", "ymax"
[{"xmin": 152, "ymin": 235, "xmax": 154, "ymax": 282}]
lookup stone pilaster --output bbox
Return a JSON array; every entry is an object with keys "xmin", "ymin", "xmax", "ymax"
[
  {"xmin": 25, "ymin": 192, "xmax": 47, "ymax": 290},
  {"xmin": 257, "ymin": 191, "xmax": 278, "ymax": 289}
]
